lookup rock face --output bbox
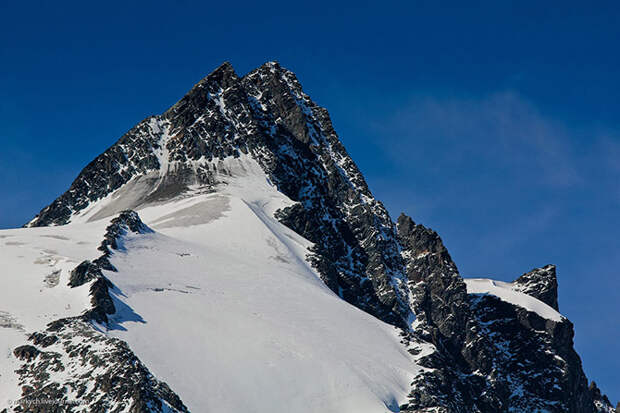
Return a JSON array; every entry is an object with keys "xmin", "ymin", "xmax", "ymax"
[
  {"xmin": 396, "ymin": 213, "xmax": 469, "ymax": 349},
  {"xmin": 462, "ymin": 290, "xmax": 594, "ymax": 412},
  {"xmin": 19, "ymin": 62, "xmax": 616, "ymax": 412},
  {"xmin": 396, "ymin": 214, "xmax": 613, "ymax": 412},
  {"xmin": 7, "ymin": 319, "xmax": 188, "ymax": 413}
]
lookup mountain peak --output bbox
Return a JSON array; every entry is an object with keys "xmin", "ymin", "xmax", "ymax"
[
  {"xmin": 186, "ymin": 60, "xmax": 239, "ymax": 92},
  {"xmin": 396, "ymin": 212, "xmax": 454, "ymax": 261},
  {"xmin": 164, "ymin": 61, "xmax": 239, "ymax": 121},
  {"xmin": 26, "ymin": 61, "xmax": 320, "ymax": 228},
  {"xmin": 201, "ymin": 61, "xmax": 237, "ymax": 84},
  {"xmin": 259, "ymin": 60, "xmax": 281, "ymax": 70},
  {"xmin": 513, "ymin": 264, "xmax": 559, "ymax": 310}
]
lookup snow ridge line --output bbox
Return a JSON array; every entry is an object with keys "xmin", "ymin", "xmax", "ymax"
[{"xmin": 67, "ymin": 210, "xmax": 152, "ymax": 324}]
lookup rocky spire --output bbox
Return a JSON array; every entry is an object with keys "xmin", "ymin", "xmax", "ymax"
[
  {"xmin": 513, "ymin": 264, "xmax": 559, "ymax": 310},
  {"xmin": 164, "ymin": 61, "xmax": 239, "ymax": 129},
  {"xmin": 396, "ymin": 213, "xmax": 468, "ymax": 346}
]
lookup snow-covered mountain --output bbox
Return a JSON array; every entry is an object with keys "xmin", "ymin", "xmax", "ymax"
[{"xmin": 1, "ymin": 62, "xmax": 616, "ymax": 413}]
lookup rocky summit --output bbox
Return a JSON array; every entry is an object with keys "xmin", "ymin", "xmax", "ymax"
[{"xmin": 0, "ymin": 62, "xmax": 615, "ymax": 413}]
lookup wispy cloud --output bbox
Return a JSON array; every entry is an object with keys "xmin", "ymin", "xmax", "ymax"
[{"xmin": 374, "ymin": 91, "xmax": 584, "ymax": 189}]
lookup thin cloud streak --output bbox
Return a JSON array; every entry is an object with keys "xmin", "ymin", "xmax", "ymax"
[{"xmin": 375, "ymin": 91, "xmax": 585, "ymax": 189}]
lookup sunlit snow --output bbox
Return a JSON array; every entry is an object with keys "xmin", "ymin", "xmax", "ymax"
[
  {"xmin": 1, "ymin": 157, "xmax": 419, "ymax": 413},
  {"xmin": 464, "ymin": 278, "xmax": 564, "ymax": 322}
]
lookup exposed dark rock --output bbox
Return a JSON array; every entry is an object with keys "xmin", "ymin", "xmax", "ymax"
[
  {"xmin": 12, "ymin": 319, "xmax": 188, "ymax": 413},
  {"xmin": 396, "ymin": 213, "xmax": 469, "ymax": 348},
  {"xmin": 13, "ymin": 345, "xmax": 40, "ymax": 361},
  {"xmin": 98, "ymin": 210, "xmax": 153, "ymax": 255},
  {"xmin": 83, "ymin": 277, "xmax": 116, "ymax": 324},
  {"xmin": 68, "ymin": 260, "xmax": 102, "ymax": 287},
  {"xmin": 29, "ymin": 332, "xmax": 58, "ymax": 347},
  {"xmin": 514, "ymin": 264, "xmax": 559, "ymax": 310},
  {"xmin": 589, "ymin": 382, "xmax": 616, "ymax": 413}
]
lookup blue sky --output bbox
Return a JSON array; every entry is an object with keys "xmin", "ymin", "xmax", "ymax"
[{"xmin": 1, "ymin": 0, "xmax": 618, "ymax": 402}]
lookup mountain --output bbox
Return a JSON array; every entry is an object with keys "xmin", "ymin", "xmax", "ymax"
[{"xmin": 1, "ymin": 61, "xmax": 615, "ymax": 413}]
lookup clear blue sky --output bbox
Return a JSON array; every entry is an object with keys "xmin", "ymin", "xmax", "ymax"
[{"xmin": 1, "ymin": 0, "xmax": 618, "ymax": 402}]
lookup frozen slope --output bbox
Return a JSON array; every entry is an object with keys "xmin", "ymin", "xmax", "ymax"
[
  {"xmin": 99, "ymin": 160, "xmax": 419, "ymax": 412},
  {"xmin": 1, "ymin": 158, "xmax": 420, "ymax": 412}
]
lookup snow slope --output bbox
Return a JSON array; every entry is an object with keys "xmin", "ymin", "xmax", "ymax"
[
  {"xmin": 464, "ymin": 278, "xmax": 564, "ymax": 322},
  {"xmin": 1, "ymin": 157, "xmax": 420, "ymax": 412}
]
